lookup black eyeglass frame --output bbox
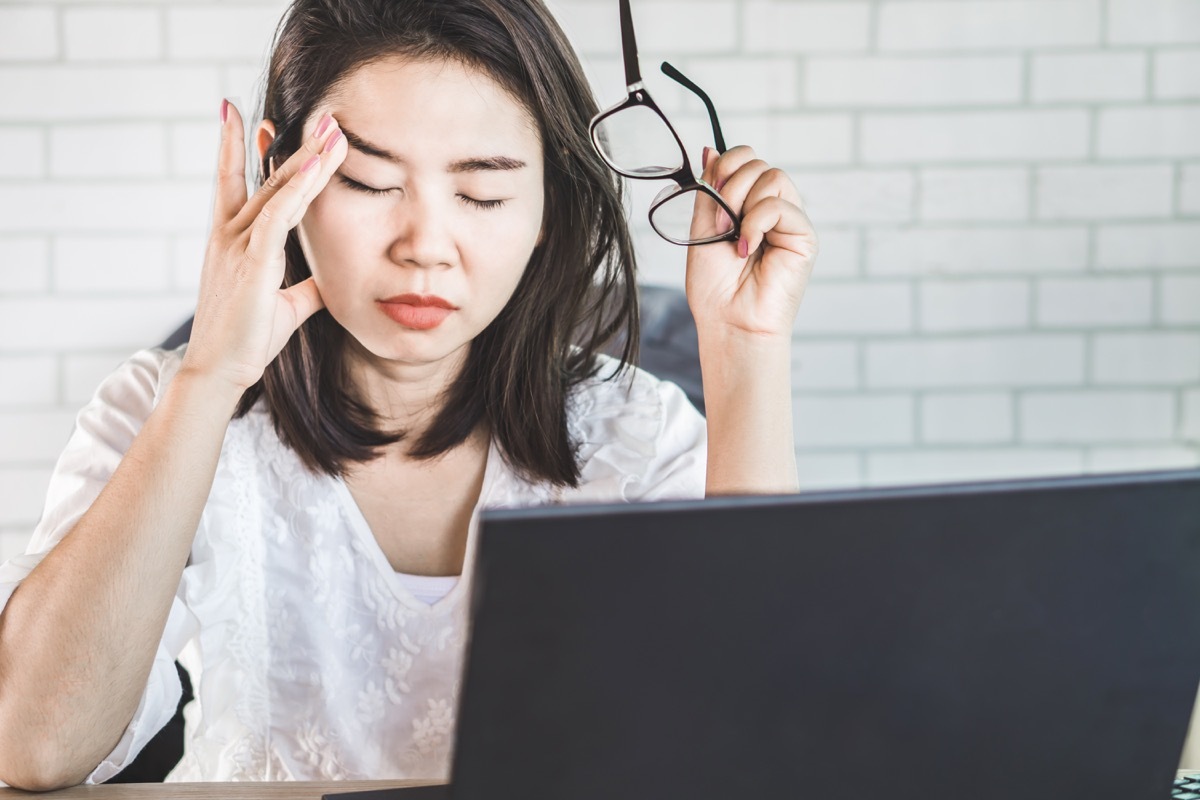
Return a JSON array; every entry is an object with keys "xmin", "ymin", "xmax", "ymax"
[{"xmin": 588, "ymin": 0, "xmax": 740, "ymax": 247}]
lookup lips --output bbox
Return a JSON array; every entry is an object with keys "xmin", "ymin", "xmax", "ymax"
[{"xmin": 377, "ymin": 293, "xmax": 458, "ymax": 330}]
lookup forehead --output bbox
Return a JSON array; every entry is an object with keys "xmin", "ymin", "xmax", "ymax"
[{"xmin": 326, "ymin": 56, "xmax": 542, "ymax": 163}]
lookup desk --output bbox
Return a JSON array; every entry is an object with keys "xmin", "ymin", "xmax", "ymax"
[
  {"xmin": 0, "ymin": 781, "xmax": 441, "ymax": 798},
  {"xmin": 2, "ymin": 775, "xmax": 1198, "ymax": 799}
]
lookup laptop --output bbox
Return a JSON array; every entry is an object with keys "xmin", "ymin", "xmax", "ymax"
[{"xmin": 326, "ymin": 469, "xmax": 1200, "ymax": 800}]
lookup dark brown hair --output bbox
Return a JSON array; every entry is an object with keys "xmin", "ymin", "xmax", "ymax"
[{"xmin": 234, "ymin": 0, "xmax": 639, "ymax": 488}]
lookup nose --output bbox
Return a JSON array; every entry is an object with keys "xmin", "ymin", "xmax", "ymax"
[{"xmin": 387, "ymin": 193, "xmax": 457, "ymax": 270}]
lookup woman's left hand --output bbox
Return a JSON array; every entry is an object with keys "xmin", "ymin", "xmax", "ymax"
[{"xmin": 684, "ymin": 145, "xmax": 817, "ymax": 340}]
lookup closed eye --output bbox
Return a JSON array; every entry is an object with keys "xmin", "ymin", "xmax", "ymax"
[{"xmin": 336, "ymin": 174, "xmax": 507, "ymax": 210}]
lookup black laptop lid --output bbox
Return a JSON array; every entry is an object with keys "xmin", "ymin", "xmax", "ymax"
[{"xmin": 449, "ymin": 470, "xmax": 1200, "ymax": 800}]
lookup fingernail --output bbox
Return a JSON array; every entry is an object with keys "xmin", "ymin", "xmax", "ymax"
[
  {"xmin": 738, "ymin": 237, "xmax": 749, "ymax": 259},
  {"xmin": 315, "ymin": 114, "xmax": 333, "ymax": 138},
  {"xmin": 300, "ymin": 155, "xmax": 320, "ymax": 173},
  {"xmin": 702, "ymin": 146, "xmax": 713, "ymax": 169},
  {"xmin": 715, "ymin": 177, "xmax": 726, "ymax": 193},
  {"xmin": 220, "ymin": 98, "xmax": 229, "ymax": 125},
  {"xmin": 323, "ymin": 129, "xmax": 342, "ymax": 154}
]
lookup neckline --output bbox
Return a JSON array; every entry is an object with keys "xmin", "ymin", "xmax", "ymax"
[{"xmin": 331, "ymin": 437, "xmax": 502, "ymax": 614}]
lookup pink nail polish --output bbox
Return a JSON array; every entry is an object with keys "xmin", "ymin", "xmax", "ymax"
[
  {"xmin": 300, "ymin": 155, "xmax": 320, "ymax": 173},
  {"xmin": 220, "ymin": 98, "xmax": 229, "ymax": 124},
  {"xmin": 323, "ymin": 130, "xmax": 342, "ymax": 153},
  {"xmin": 738, "ymin": 237, "xmax": 749, "ymax": 259},
  {"xmin": 702, "ymin": 146, "xmax": 713, "ymax": 169},
  {"xmin": 315, "ymin": 114, "xmax": 332, "ymax": 138}
]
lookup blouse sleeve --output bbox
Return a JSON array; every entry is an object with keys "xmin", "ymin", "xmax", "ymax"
[
  {"xmin": 0, "ymin": 346, "xmax": 198, "ymax": 786},
  {"xmin": 568, "ymin": 357, "xmax": 708, "ymax": 503}
]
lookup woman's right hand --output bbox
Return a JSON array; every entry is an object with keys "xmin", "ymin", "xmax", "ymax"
[{"xmin": 180, "ymin": 99, "xmax": 346, "ymax": 396}]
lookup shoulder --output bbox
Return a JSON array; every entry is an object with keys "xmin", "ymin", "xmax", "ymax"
[{"xmin": 564, "ymin": 353, "xmax": 707, "ymax": 502}]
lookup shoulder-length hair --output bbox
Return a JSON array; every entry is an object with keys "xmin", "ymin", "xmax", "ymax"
[{"xmin": 234, "ymin": 0, "xmax": 639, "ymax": 488}]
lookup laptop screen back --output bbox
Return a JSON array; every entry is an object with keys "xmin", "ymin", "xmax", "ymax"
[{"xmin": 450, "ymin": 470, "xmax": 1200, "ymax": 800}]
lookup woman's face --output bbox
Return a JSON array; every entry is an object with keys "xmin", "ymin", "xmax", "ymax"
[{"xmin": 293, "ymin": 57, "xmax": 545, "ymax": 371}]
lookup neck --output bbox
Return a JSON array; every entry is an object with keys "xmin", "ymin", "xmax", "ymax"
[{"xmin": 344, "ymin": 337, "xmax": 471, "ymax": 453}]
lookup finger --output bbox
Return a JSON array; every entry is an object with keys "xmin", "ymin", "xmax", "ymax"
[
  {"xmin": 737, "ymin": 196, "xmax": 819, "ymax": 263},
  {"xmin": 212, "ymin": 98, "xmax": 248, "ymax": 227},
  {"xmin": 280, "ymin": 275, "xmax": 325, "ymax": 327},
  {"xmin": 231, "ymin": 112, "xmax": 345, "ymax": 232},
  {"xmin": 241, "ymin": 148, "xmax": 328, "ymax": 277},
  {"xmin": 738, "ymin": 167, "xmax": 804, "ymax": 224}
]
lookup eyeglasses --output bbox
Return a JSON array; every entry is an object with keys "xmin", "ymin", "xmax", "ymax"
[{"xmin": 588, "ymin": 0, "xmax": 739, "ymax": 247}]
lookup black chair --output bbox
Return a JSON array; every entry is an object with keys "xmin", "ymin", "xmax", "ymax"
[{"xmin": 116, "ymin": 284, "xmax": 702, "ymax": 781}]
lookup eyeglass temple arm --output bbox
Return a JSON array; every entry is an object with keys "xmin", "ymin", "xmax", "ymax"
[
  {"xmin": 619, "ymin": 0, "xmax": 642, "ymax": 88},
  {"xmin": 661, "ymin": 61, "xmax": 727, "ymax": 154}
]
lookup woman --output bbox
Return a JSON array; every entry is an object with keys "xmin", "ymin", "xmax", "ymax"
[{"xmin": 0, "ymin": 0, "xmax": 816, "ymax": 787}]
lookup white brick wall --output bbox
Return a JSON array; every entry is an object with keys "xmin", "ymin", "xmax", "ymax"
[{"xmin": 1, "ymin": 0, "xmax": 1198, "ymax": 566}]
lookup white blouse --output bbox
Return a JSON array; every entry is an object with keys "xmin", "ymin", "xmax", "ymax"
[{"xmin": 0, "ymin": 345, "xmax": 707, "ymax": 784}]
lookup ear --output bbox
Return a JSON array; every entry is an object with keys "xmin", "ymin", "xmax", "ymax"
[{"xmin": 255, "ymin": 119, "xmax": 278, "ymax": 175}]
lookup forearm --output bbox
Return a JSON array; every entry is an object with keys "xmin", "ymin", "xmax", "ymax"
[
  {"xmin": 699, "ymin": 328, "xmax": 799, "ymax": 496},
  {"xmin": 0, "ymin": 369, "xmax": 240, "ymax": 790}
]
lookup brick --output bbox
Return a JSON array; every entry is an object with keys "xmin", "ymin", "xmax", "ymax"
[
  {"xmin": 1098, "ymin": 106, "xmax": 1200, "ymax": 159},
  {"xmin": 50, "ymin": 124, "xmax": 167, "ymax": 178},
  {"xmin": 793, "ymin": 452, "xmax": 862, "ymax": 490},
  {"xmin": 791, "ymin": 341, "xmax": 858, "ymax": 390},
  {"xmin": 542, "ymin": 0, "xmax": 613, "ymax": 56},
  {"xmin": 793, "ymin": 282, "xmax": 912, "ymax": 335},
  {"xmin": 866, "ymin": 448, "xmax": 1084, "ymax": 487},
  {"xmin": 1183, "ymin": 164, "xmax": 1200, "ymax": 215},
  {"xmin": 1031, "ymin": 52, "xmax": 1146, "ymax": 103},
  {"xmin": 771, "ymin": 115, "xmax": 854, "ymax": 165},
  {"xmin": 53, "ymin": 236, "xmax": 171, "ymax": 294},
  {"xmin": 920, "ymin": 168, "xmax": 1029, "ymax": 222},
  {"xmin": 1184, "ymin": 390, "xmax": 1200, "ymax": 440},
  {"xmin": 866, "ymin": 336, "xmax": 1086, "ymax": 389},
  {"xmin": 172, "ymin": 234, "xmax": 208, "ymax": 292},
  {"xmin": 1020, "ymin": 391, "xmax": 1174, "ymax": 443},
  {"xmin": 1096, "ymin": 223, "xmax": 1200, "ymax": 270},
  {"xmin": 806, "ymin": 57, "xmax": 1022, "ymax": 107},
  {"xmin": 0, "ymin": 182, "xmax": 212, "ymax": 233},
  {"xmin": 0, "ymin": 468, "xmax": 53, "ymax": 527},
  {"xmin": 0, "ymin": 411, "xmax": 79, "ymax": 463},
  {"xmin": 921, "ymin": 392, "xmax": 1014, "ymax": 444},
  {"xmin": 1036, "ymin": 165, "xmax": 1173, "ymax": 220},
  {"xmin": 0, "ymin": 297, "xmax": 197, "ymax": 353},
  {"xmin": 0, "ymin": 8, "xmax": 57, "ymax": 61},
  {"xmin": 867, "ymin": 227, "xmax": 1089, "ymax": 276},
  {"xmin": 0, "ymin": 237, "xmax": 50, "ymax": 293},
  {"xmin": 862, "ymin": 110, "xmax": 1089, "ymax": 164},
  {"xmin": 630, "ymin": 226, "xmax": 687, "ymax": 289},
  {"xmin": 878, "ymin": 1, "xmax": 1101, "ymax": 51},
  {"xmin": 1162, "ymin": 276, "xmax": 1200, "ymax": 323},
  {"xmin": 919, "ymin": 280, "xmax": 1030, "ymax": 332},
  {"xmin": 0, "ymin": 128, "xmax": 44, "ymax": 178},
  {"xmin": 790, "ymin": 170, "xmax": 914, "ymax": 224},
  {"xmin": 0, "ymin": 67, "xmax": 220, "ymax": 122},
  {"xmin": 1155, "ymin": 51, "xmax": 1200, "ymax": 99},
  {"xmin": 1093, "ymin": 333, "xmax": 1200, "ymax": 385},
  {"xmin": 676, "ymin": 58, "xmax": 797, "ymax": 112},
  {"xmin": 64, "ymin": 353, "xmax": 137, "ymax": 405},
  {"xmin": 1087, "ymin": 446, "xmax": 1200, "ymax": 473},
  {"xmin": 1036, "ymin": 277, "xmax": 1154, "ymax": 327},
  {"xmin": 168, "ymin": 6, "xmax": 288, "ymax": 60},
  {"xmin": 808, "ymin": 228, "xmax": 858, "ymax": 279},
  {"xmin": 792, "ymin": 394, "xmax": 914, "ymax": 447},
  {"xmin": 744, "ymin": 1, "xmax": 871, "ymax": 53},
  {"xmin": 63, "ymin": 8, "xmax": 162, "ymax": 61},
  {"xmin": 0, "ymin": 357, "xmax": 57, "ymax": 407},
  {"xmin": 1108, "ymin": 0, "xmax": 1200, "ymax": 44}
]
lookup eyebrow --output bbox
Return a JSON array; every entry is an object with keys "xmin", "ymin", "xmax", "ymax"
[{"xmin": 339, "ymin": 124, "xmax": 528, "ymax": 173}]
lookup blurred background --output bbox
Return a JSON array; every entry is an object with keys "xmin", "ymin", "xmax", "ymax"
[{"xmin": 0, "ymin": 0, "xmax": 1198, "ymax": 560}]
